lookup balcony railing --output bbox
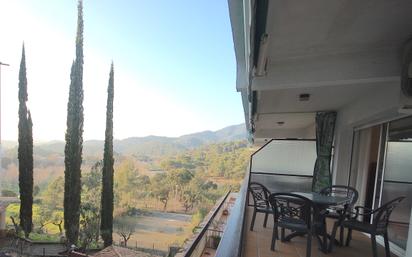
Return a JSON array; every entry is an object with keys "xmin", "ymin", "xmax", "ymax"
[
  {"xmin": 178, "ymin": 190, "xmax": 232, "ymax": 257},
  {"xmin": 214, "ymin": 171, "xmax": 249, "ymax": 257},
  {"xmin": 213, "ymin": 138, "xmax": 404, "ymax": 257},
  {"xmin": 215, "ymin": 139, "xmax": 316, "ymax": 257},
  {"xmin": 214, "ymin": 139, "xmax": 277, "ymax": 257}
]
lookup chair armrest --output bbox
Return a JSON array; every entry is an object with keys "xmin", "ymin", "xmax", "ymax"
[
  {"xmin": 328, "ymin": 206, "xmax": 345, "ymax": 213},
  {"xmin": 319, "ymin": 209, "xmax": 329, "ymax": 216},
  {"xmin": 350, "ymin": 206, "xmax": 375, "ymax": 219}
]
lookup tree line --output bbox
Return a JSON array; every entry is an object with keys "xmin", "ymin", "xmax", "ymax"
[
  {"xmin": 7, "ymin": 140, "xmax": 249, "ymax": 248},
  {"xmin": 16, "ymin": 0, "xmax": 116, "ymax": 247},
  {"xmin": 13, "ymin": 0, "xmax": 250, "ymax": 249}
]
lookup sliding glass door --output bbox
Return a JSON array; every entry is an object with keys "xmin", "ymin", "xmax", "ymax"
[
  {"xmin": 350, "ymin": 116, "xmax": 412, "ymax": 250},
  {"xmin": 381, "ymin": 116, "xmax": 412, "ymax": 249}
]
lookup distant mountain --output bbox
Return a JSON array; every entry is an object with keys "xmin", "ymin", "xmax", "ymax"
[
  {"xmin": 176, "ymin": 124, "xmax": 246, "ymax": 147},
  {"xmin": 2, "ymin": 124, "xmax": 247, "ymax": 157},
  {"xmin": 114, "ymin": 123, "xmax": 247, "ymax": 156}
]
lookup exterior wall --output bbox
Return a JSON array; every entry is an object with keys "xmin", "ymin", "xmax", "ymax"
[
  {"xmin": 332, "ymin": 82, "xmax": 412, "ymax": 256},
  {"xmin": 332, "ymin": 82, "xmax": 403, "ymax": 185}
]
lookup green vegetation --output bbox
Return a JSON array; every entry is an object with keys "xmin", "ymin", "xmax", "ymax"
[
  {"xmin": 18, "ymin": 44, "xmax": 34, "ymax": 238},
  {"xmin": 79, "ymin": 162, "xmax": 103, "ymax": 248},
  {"xmin": 190, "ymin": 208, "xmax": 208, "ymax": 232},
  {"xmin": 6, "ymin": 203, "xmax": 61, "ymax": 239},
  {"xmin": 101, "ymin": 63, "xmax": 115, "ymax": 246},
  {"xmin": 0, "ymin": 124, "xmax": 246, "ymax": 194},
  {"xmin": 64, "ymin": 0, "xmax": 84, "ymax": 244},
  {"xmin": 5, "ymin": 140, "xmax": 250, "ymax": 247},
  {"xmin": 1, "ymin": 189, "xmax": 17, "ymax": 197},
  {"xmin": 112, "ymin": 141, "xmax": 249, "ymax": 215},
  {"xmin": 113, "ymin": 217, "xmax": 135, "ymax": 247},
  {"xmin": 0, "ymin": 0, "xmax": 249, "ymax": 249}
]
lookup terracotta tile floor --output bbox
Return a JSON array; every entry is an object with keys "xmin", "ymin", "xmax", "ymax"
[{"xmin": 243, "ymin": 207, "xmax": 397, "ymax": 257}]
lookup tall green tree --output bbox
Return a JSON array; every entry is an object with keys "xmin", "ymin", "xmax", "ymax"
[
  {"xmin": 64, "ymin": 0, "xmax": 84, "ymax": 245},
  {"xmin": 100, "ymin": 63, "xmax": 115, "ymax": 247},
  {"xmin": 18, "ymin": 44, "xmax": 34, "ymax": 238},
  {"xmin": 80, "ymin": 162, "xmax": 103, "ymax": 249},
  {"xmin": 79, "ymin": 161, "xmax": 103, "ymax": 248}
]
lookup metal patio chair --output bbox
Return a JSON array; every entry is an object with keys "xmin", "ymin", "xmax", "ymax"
[
  {"xmin": 320, "ymin": 185, "xmax": 359, "ymax": 251},
  {"xmin": 248, "ymin": 182, "xmax": 273, "ymax": 231},
  {"xmin": 269, "ymin": 193, "xmax": 318, "ymax": 257},
  {"xmin": 344, "ymin": 196, "xmax": 405, "ymax": 257}
]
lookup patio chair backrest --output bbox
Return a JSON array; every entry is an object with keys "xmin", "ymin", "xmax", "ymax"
[
  {"xmin": 320, "ymin": 185, "xmax": 359, "ymax": 207},
  {"xmin": 249, "ymin": 182, "xmax": 271, "ymax": 209},
  {"xmin": 373, "ymin": 196, "xmax": 405, "ymax": 231},
  {"xmin": 269, "ymin": 193, "xmax": 313, "ymax": 228}
]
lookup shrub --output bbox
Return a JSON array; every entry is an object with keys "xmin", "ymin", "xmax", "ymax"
[{"xmin": 1, "ymin": 190, "xmax": 17, "ymax": 197}]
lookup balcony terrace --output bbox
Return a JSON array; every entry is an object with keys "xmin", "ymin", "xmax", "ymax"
[
  {"xmin": 207, "ymin": 166, "xmax": 403, "ymax": 257},
  {"xmin": 226, "ymin": 0, "xmax": 412, "ymax": 256},
  {"xmin": 243, "ymin": 206, "xmax": 395, "ymax": 257}
]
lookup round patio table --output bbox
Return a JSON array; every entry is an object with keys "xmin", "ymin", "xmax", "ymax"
[{"xmin": 285, "ymin": 191, "xmax": 351, "ymax": 253}]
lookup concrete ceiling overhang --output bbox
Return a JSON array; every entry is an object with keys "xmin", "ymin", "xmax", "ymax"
[
  {"xmin": 228, "ymin": 0, "xmax": 249, "ymax": 92},
  {"xmin": 228, "ymin": 0, "xmax": 253, "ymax": 137},
  {"xmin": 254, "ymin": 0, "xmax": 412, "ymax": 91},
  {"xmin": 254, "ymin": 112, "xmax": 316, "ymax": 139},
  {"xmin": 228, "ymin": 0, "xmax": 412, "ymax": 141},
  {"xmin": 265, "ymin": 0, "xmax": 412, "ymax": 61}
]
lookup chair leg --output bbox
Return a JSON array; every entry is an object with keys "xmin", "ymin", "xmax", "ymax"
[
  {"xmin": 346, "ymin": 228, "xmax": 352, "ymax": 246},
  {"xmin": 250, "ymin": 209, "xmax": 257, "ymax": 231},
  {"xmin": 322, "ymin": 220, "xmax": 327, "ymax": 251},
  {"xmin": 371, "ymin": 235, "xmax": 378, "ymax": 257},
  {"xmin": 281, "ymin": 227, "xmax": 286, "ymax": 242},
  {"xmin": 306, "ymin": 230, "xmax": 312, "ymax": 257},
  {"xmin": 383, "ymin": 232, "xmax": 391, "ymax": 257},
  {"xmin": 271, "ymin": 225, "xmax": 278, "ymax": 251},
  {"xmin": 339, "ymin": 225, "xmax": 344, "ymax": 246},
  {"xmin": 263, "ymin": 212, "xmax": 269, "ymax": 228},
  {"xmin": 329, "ymin": 221, "xmax": 339, "ymax": 252}
]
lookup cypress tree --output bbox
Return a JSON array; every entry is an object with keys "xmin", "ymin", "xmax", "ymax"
[
  {"xmin": 100, "ymin": 63, "xmax": 114, "ymax": 247},
  {"xmin": 64, "ymin": 0, "xmax": 84, "ymax": 245},
  {"xmin": 18, "ymin": 44, "xmax": 34, "ymax": 238}
]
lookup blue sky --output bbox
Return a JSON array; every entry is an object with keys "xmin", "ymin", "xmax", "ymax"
[{"xmin": 0, "ymin": 0, "xmax": 244, "ymax": 140}]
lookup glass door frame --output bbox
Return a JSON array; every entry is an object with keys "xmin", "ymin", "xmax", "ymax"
[
  {"xmin": 372, "ymin": 123, "xmax": 389, "ymax": 213},
  {"xmin": 349, "ymin": 116, "xmax": 412, "ymax": 253}
]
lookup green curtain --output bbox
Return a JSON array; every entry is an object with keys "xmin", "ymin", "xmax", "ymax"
[{"xmin": 312, "ymin": 111, "xmax": 337, "ymax": 192}]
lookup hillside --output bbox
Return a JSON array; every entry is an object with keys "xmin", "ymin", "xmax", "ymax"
[
  {"xmin": 0, "ymin": 123, "xmax": 247, "ymax": 191},
  {"xmin": 2, "ymin": 123, "xmax": 246, "ymax": 157}
]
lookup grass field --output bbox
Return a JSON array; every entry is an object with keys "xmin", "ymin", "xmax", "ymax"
[
  {"xmin": 113, "ymin": 211, "xmax": 193, "ymax": 250},
  {"xmin": 6, "ymin": 204, "xmax": 193, "ymax": 251}
]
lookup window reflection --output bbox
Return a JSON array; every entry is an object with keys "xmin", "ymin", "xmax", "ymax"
[{"xmin": 382, "ymin": 116, "xmax": 412, "ymax": 249}]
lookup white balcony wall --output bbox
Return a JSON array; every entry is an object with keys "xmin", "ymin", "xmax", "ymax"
[
  {"xmin": 249, "ymin": 140, "xmax": 316, "ymax": 195},
  {"xmin": 251, "ymin": 140, "xmax": 316, "ymax": 175}
]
